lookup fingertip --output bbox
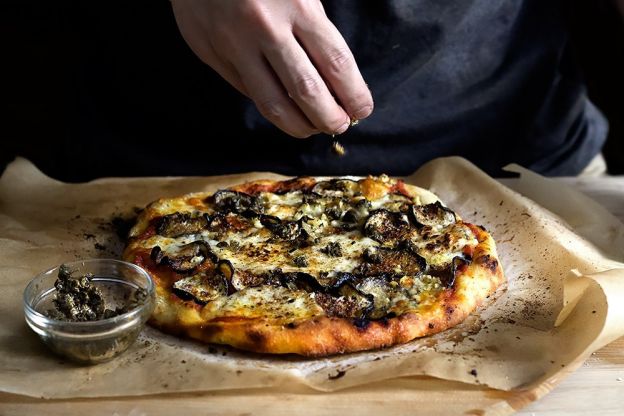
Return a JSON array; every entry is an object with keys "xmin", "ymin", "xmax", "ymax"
[
  {"xmin": 334, "ymin": 119, "xmax": 350, "ymax": 135},
  {"xmin": 351, "ymin": 103, "xmax": 374, "ymax": 120}
]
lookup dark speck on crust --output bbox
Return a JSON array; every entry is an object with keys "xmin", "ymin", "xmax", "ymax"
[
  {"xmin": 328, "ymin": 370, "xmax": 346, "ymax": 380},
  {"xmin": 476, "ymin": 254, "xmax": 498, "ymax": 273},
  {"xmin": 247, "ymin": 330, "xmax": 266, "ymax": 346},
  {"xmin": 353, "ymin": 318, "xmax": 370, "ymax": 330},
  {"xmin": 469, "ymin": 369, "xmax": 478, "ymax": 377}
]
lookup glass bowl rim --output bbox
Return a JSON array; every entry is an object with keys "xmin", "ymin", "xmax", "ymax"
[{"xmin": 23, "ymin": 258, "xmax": 155, "ymax": 329}]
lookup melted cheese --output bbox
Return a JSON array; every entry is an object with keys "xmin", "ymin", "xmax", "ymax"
[
  {"xmin": 202, "ymin": 286, "xmax": 322, "ymax": 320},
  {"xmin": 131, "ymin": 177, "xmax": 478, "ymax": 318}
]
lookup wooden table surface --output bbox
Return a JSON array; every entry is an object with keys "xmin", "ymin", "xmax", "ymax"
[
  {"xmin": 1, "ymin": 176, "xmax": 623, "ymax": 415},
  {"xmin": 516, "ymin": 176, "xmax": 624, "ymax": 416}
]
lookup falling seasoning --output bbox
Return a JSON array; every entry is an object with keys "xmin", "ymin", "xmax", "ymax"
[
  {"xmin": 332, "ymin": 140, "xmax": 346, "ymax": 157},
  {"xmin": 330, "ymin": 118, "xmax": 359, "ymax": 157}
]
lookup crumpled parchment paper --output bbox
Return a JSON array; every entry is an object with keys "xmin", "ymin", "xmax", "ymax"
[{"xmin": 0, "ymin": 157, "xmax": 622, "ymax": 399}]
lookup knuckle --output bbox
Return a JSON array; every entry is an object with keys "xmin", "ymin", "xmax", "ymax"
[
  {"xmin": 256, "ymin": 98, "xmax": 286, "ymax": 121},
  {"xmin": 239, "ymin": 2, "xmax": 283, "ymax": 42},
  {"xmin": 292, "ymin": 0, "xmax": 319, "ymax": 20},
  {"xmin": 291, "ymin": 74, "xmax": 324, "ymax": 101},
  {"xmin": 324, "ymin": 47, "xmax": 354, "ymax": 76}
]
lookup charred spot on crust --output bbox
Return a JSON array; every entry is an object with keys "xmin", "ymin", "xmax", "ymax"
[
  {"xmin": 364, "ymin": 209, "xmax": 411, "ymax": 246},
  {"xmin": 246, "ymin": 330, "xmax": 267, "ymax": 348},
  {"xmin": 475, "ymin": 254, "xmax": 498, "ymax": 273},
  {"xmin": 353, "ymin": 317, "xmax": 370, "ymax": 330},
  {"xmin": 410, "ymin": 201, "xmax": 456, "ymax": 228},
  {"xmin": 150, "ymin": 241, "xmax": 214, "ymax": 273},
  {"xmin": 156, "ymin": 212, "xmax": 209, "ymax": 238}
]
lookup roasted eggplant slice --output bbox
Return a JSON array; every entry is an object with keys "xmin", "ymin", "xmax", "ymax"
[
  {"xmin": 364, "ymin": 209, "xmax": 411, "ymax": 246},
  {"xmin": 260, "ymin": 215, "xmax": 302, "ymax": 240},
  {"xmin": 312, "ymin": 179, "xmax": 360, "ymax": 197},
  {"xmin": 150, "ymin": 241, "xmax": 213, "ymax": 273},
  {"xmin": 429, "ymin": 255, "xmax": 470, "ymax": 288},
  {"xmin": 321, "ymin": 272, "xmax": 357, "ymax": 292},
  {"xmin": 357, "ymin": 246, "xmax": 426, "ymax": 277},
  {"xmin": 410, "ymin": 201, "xmax": 456, "ymax": 228},
  {"xmin": 230, "ymin": 268, "xmax": 266, "ymax": 291},
  {"xmin": 156, "ymin": 212, "xmax": 209, "ymax": 238},
  {"xmin": 212, "ymin": 190, "xmax": 264, "ymax": 215},
  {"xmin": 278, "ymin": 272, "xmax": 324, "ymax": 292},
  {"xmin": 356, "ymin": 276, "xmax": 394, "ymax": 319},
  {"xmin": 220, "ymin": 260, "xmax": 261, "ymax": 291},
  {"xmin": 313, "ymin": 287, "xmax": 373, "ymax": 319},
  {"xmin": 173, "ymin": 272, "xmax": 227, "ymax": 304}
]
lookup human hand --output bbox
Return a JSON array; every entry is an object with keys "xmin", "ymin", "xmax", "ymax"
[{"xmin": 171, "ymin": 0, "xmax": 373, "ymax": 138}]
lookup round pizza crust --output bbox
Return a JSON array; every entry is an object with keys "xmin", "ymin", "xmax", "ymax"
[{"xmin": 123, "ymin": 177, "xmax": 505, "ymax": 356}]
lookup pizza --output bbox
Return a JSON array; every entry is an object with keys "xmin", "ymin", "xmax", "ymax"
[{"xmin": 123, "ymin": 175, "xmax": 504, "ymax": 356}]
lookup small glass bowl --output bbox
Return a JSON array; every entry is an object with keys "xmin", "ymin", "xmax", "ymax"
[{"xmin": 23, "ymin": 259, "xmax": 155, "ymax": 364}]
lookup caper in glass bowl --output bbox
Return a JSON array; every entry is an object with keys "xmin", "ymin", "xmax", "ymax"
[{"xmin": 23, "ymin": 259, "xmax": 155, "ymax": 364}]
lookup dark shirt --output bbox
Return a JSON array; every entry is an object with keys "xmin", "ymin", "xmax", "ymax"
[{"xmin": 4, "ymin": 0, "xmax": 608, "ymax": 180}]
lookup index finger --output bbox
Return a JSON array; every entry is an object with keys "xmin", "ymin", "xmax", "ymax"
[{"xmin": 294, "ymin": 14, "xmax": 374, "ymax": 121}]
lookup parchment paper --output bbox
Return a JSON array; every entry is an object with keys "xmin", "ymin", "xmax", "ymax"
[{"xmin": 0, "ymin": 157, "xmax": 623, "ymax": 399}]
